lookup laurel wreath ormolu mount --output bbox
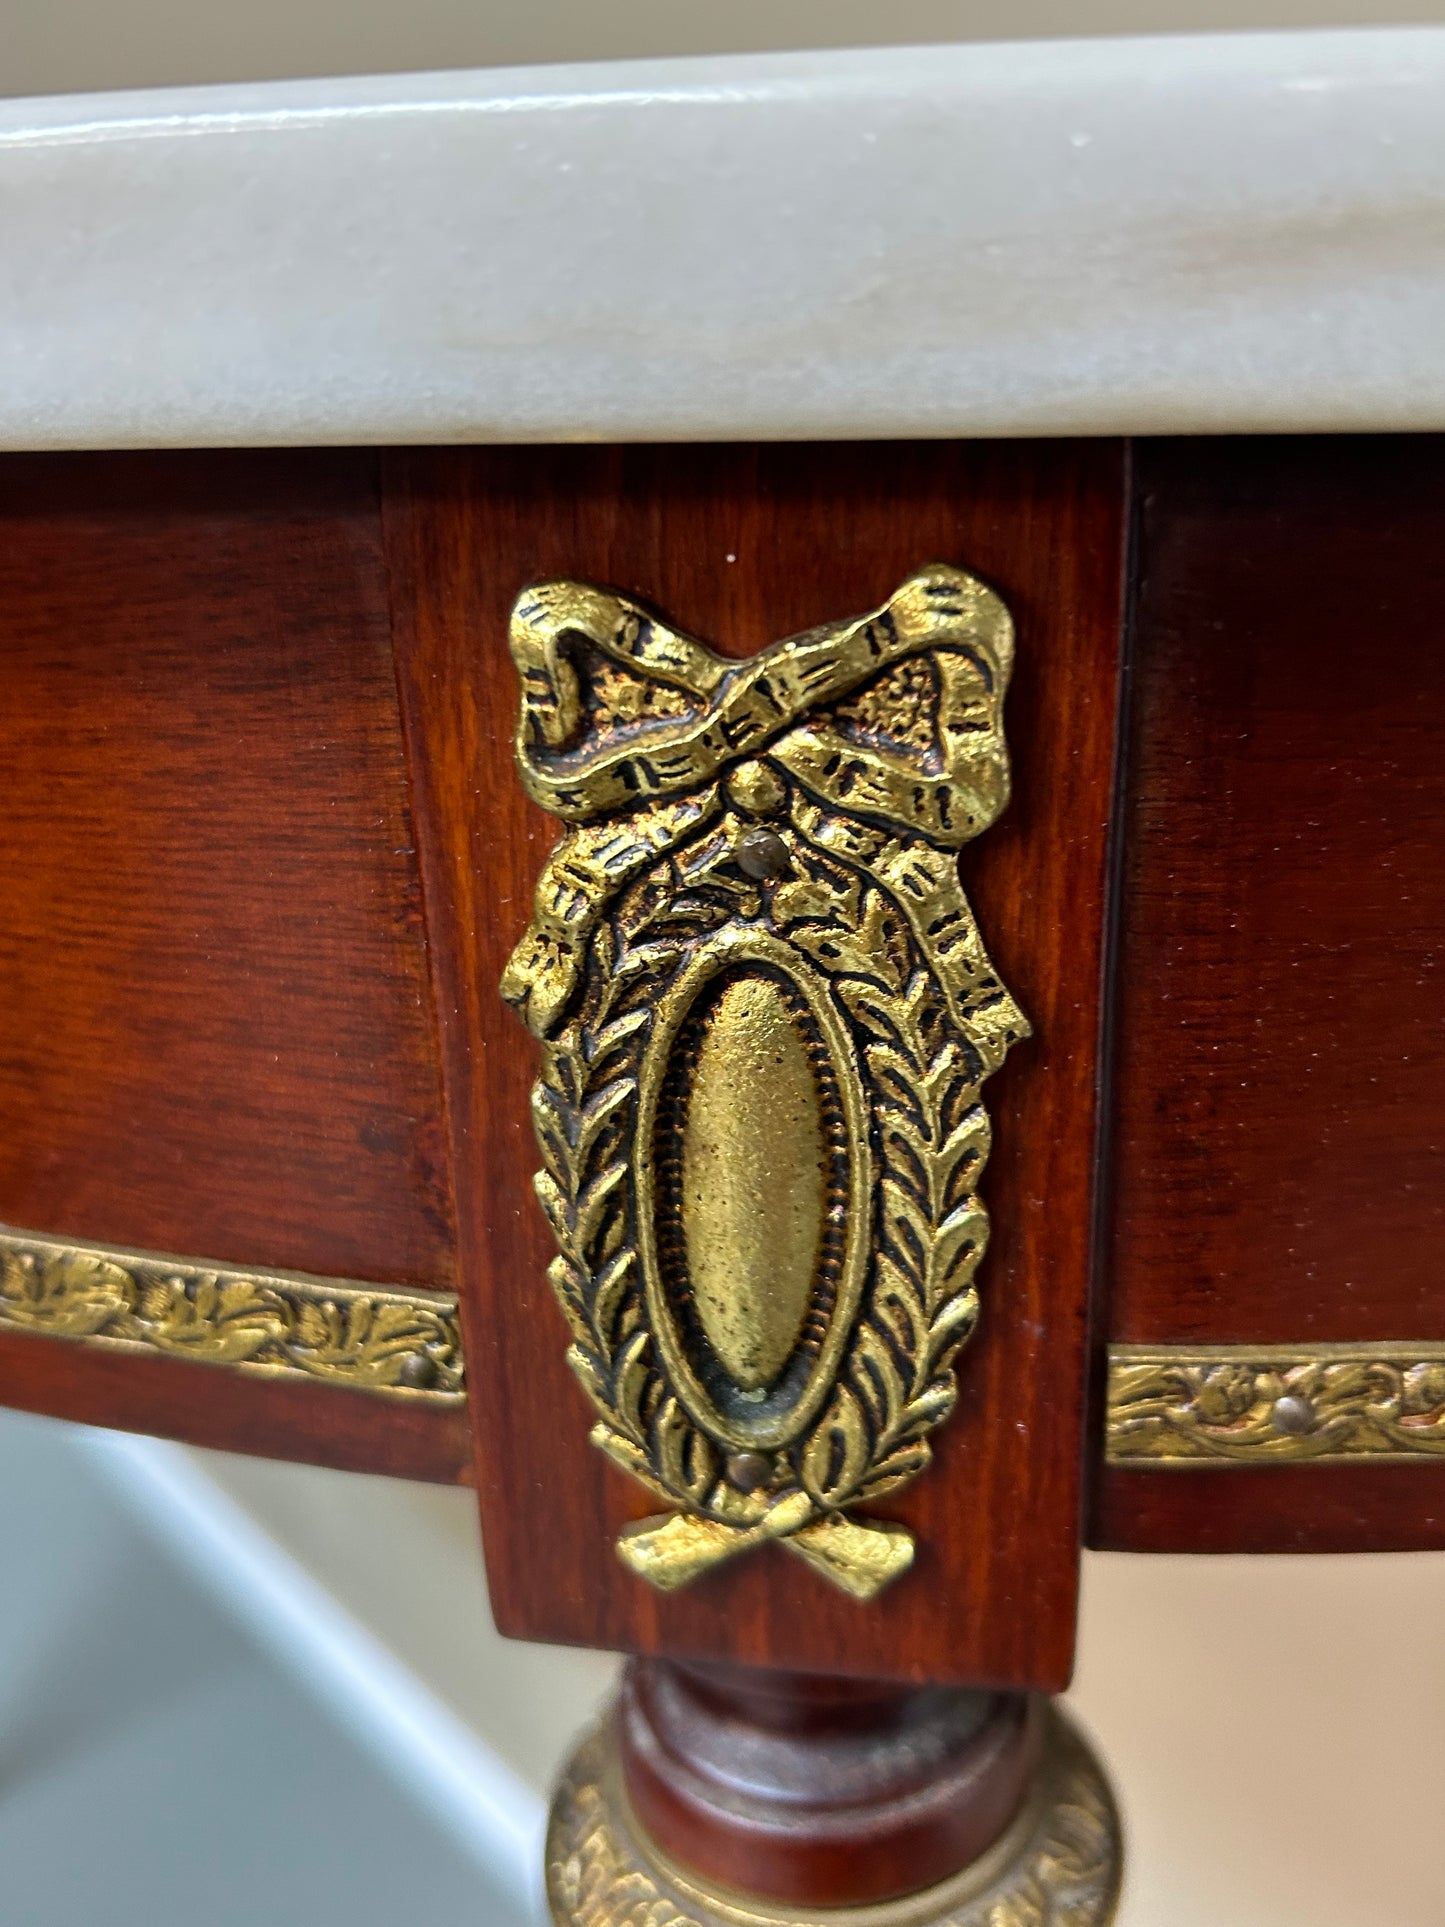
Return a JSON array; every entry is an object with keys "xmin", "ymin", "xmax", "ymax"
[{"xmin": 502, "ymin": 565, "xmax": 1028, "ymax": 1600}]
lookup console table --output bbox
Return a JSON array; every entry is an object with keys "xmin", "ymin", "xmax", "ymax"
[{"xmin": 3, "ymin": 30, "xmax": 1443, "ymax": 1924}]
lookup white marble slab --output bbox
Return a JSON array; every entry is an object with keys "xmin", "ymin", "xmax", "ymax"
[{"xmin": 2, "ymin": 28, "xmax": 1444, "ymax": 448}]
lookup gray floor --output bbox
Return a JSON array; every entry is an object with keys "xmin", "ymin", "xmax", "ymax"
[{"xmin": 0, "ymin": 1407, "xmax": 527, "ymax": 1927}]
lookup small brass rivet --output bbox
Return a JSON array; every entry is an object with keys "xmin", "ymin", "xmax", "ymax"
[
  {"xmin": 727, "ymin": 1451, "xmax": 772, "ymax": 1493},
  {"xmin": 398, "ymin": 1351, "xmax": 438, "ymax": 1389},
  {"xmin": 735, "ymin": 828, "xmax": 790, "ymax": 880},
  {"xmin": 1271, "ymin": 1393, "xmax": 1315, "ymax": 1435}
]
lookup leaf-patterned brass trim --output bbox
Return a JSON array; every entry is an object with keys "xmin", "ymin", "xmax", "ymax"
[
  {"xmin": 1106, "ymin": 1342, "xmax": 1445, "ymax": 1464},
  {"xmin": 0, "ymin": 1224, "xmax": 464, "ymax": 1403},
  {"xmin": 504, "ymin": 568, "xmax": 1029, "ymax": 1598}
]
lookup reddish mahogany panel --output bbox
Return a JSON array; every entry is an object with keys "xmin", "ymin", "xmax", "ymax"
[
  {"xmin": 0, "ymin": 1327, "xmax": 472, "ymax": 1483},
  {"xmin": 619, "ymin": 1662, "xmax": 1035, "ymax": 1907},
  {"xmin": 1094, "ymin": 435, "xmax": 1445, "ymax": 1553},
  {"xmin": 388, "ymin": 443, "xmax": 1126, "ymax": 1687},
  {"xmin": 0, "ymin": 452, "xmax": 464, "ymax": 1479}
]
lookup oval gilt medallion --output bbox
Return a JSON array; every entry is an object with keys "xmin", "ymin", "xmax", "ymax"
[
  {"xmin": 638, "ymin": 928, "xmax": 872, "ymax": 1453},
  {"xmin": 679, "ymin": 972, "xmax": 825, "ymax": 1393}
]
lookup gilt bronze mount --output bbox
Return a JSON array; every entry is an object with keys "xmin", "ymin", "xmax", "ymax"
[
  {"xmin": 504, "ymin": 567, "xmax": 1027, "ymax": 1598},
  {"xmin": 0, "ymin": 1224, "xmax": 464, "ymax": 1401},
  {"xmin": 1108, "ymin": 1341, "xmax": 1445, "ymax": 1464}
]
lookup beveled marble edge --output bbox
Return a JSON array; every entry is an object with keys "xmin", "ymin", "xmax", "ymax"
[{"xmin": 3, "ymin": 28, "xmax": 1445, "ymax": 449}]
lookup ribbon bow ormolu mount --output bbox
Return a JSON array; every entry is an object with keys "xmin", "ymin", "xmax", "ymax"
[{"xmin": 502, "ymin": 567, "xmax": 1028, "ymax": 1600}]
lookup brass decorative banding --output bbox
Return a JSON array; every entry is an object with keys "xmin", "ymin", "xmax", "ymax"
[
  {"xmin": 1107, "ymin": 1341, "xmax": 1445, "ymax": 1465},
  {"xmin": 0, "ymin": 1223, "xmax": 464, "ymax": 1403}
]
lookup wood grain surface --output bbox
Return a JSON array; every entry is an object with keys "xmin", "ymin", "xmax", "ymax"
[
  {"xmin": 14, "ymin": 438, "xmax": 1437, "ymax": 1549},
  {"xmin": 0, "ymin": 452, "xmax": 464, "ymax": 1480},
  {"xmin": 1093, "ymin": 435, "xmax": 1445, "ymax": 1553},
  {"xmin": 0, "ymin": 1325, "xmax": 472, "ymax": 1482},
  {"xmin": 618, "ymin": 1662, "xmax": 1034, "ymax": 1906},
  {"xmin": 388, "ymin": 443, "xmax": 1127, "ymax": 1687}
]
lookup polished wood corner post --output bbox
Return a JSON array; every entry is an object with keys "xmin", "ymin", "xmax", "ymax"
[{"xmin": 388, "ymin": 445, "xmax": 1127, "ymax": 1921}]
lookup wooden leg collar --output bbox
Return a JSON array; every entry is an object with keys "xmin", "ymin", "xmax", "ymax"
[{"xmin": 546, "ymin": 1702, "xmax": 1122, "ymax": 1927}]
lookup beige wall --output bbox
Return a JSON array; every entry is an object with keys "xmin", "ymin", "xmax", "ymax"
[
  {"xmin": 196, "ymin": 1446, "xmax": 1445, "ymax": 1927},
  {"xmin": 5, "ymin": 0, "xmax": 1445, "ymax": 98}
]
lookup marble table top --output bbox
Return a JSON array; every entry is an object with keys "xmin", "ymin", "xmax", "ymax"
[{"xmin": 3, "ymin": 28, "xmax": 1443, "ymax": 447}]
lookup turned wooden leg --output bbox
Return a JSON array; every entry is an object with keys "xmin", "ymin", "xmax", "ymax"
[{"xmin": 547, "ymin": 1661, "xmax": 1120, "ymax": 1925}]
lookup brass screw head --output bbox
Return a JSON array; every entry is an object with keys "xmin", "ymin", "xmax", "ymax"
[
  {"xmin": 735, "ymin": 828, "xmax": 790, "ymax": 880},
  {"xmin": 1270, "ymin": 1393, "xmax": 1315, "ymax": 1435},
  {"xmin": 726, "ymin": 1451, "xmax": 772, "ymax": 1493}
]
